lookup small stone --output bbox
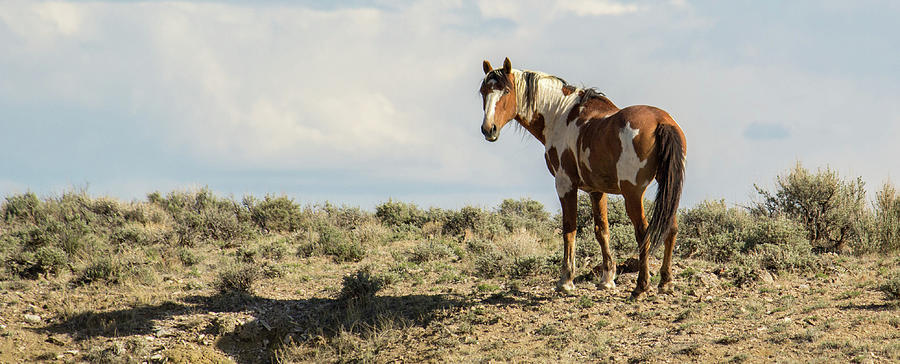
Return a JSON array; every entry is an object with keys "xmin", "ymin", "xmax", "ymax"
[
  {"xmin": 757, "ymin": 270, "xmax": 775, "ymax": 284},
  {"xmin": 695, "ymin": 272, "xmax": 720, "ymax": 287},
  {"xmin": 24, "ymin": 314, "xmax": 42, "ymax": 324},
  {"xmin": 46, "ymin": 334, "xmax": 69, "ymax": 346}
]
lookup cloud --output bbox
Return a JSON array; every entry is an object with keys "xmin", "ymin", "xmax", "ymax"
[
  {"xmin": 1, "ymin": 0, "xmax": 898, "ymax": 210},
  {"xmin": 556, "ymin": 0, "xmax": 642, "ymax": 16}
]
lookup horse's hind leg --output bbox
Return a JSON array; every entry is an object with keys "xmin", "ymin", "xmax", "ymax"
[
  {"xmin": 590, "ymin": 192, "xmax": 615, "ymax": 289},
  {"xmin": 658, "ymin": 216, "xmax": 678, "ymax": 294},
  {"xmin": 622, "ymin": 187, "xmax": 650, "ymax": 298}
]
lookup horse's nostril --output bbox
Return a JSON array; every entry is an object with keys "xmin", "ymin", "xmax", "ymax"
[{"xmin": 491, "ymin": 125, "xmax": 497, "ymax": 133}]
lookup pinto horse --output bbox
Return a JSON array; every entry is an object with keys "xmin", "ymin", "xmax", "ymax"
[{"xmin": 479, "ymin": 58, "xmax": 686, "ymax": 298}]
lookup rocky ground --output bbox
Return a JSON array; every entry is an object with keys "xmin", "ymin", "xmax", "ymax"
[{"xmin": 1, "ymin": 242, "xmax": 898, "ymax": 363}]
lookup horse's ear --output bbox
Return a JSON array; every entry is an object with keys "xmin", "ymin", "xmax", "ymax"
[
  {"xmin": 483, "ymin": 60, "xmax": 492, "ymax": 74},
  {"xmin": 502, "ymin": 57, "xmax": 512, "ymax": 74}
]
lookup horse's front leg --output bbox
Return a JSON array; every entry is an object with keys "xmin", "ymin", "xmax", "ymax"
[{"xmin": 557, "ymin": 188, "xmax": 578, "ymax": 294}]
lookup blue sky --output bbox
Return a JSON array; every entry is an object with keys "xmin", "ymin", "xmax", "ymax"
[{"xmin": 1, "ymin": 0, "xmax": 898, "ymax": 211}]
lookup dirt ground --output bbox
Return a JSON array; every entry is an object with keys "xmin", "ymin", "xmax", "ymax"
[{"xmin": 1, "ymin": 243, "xmax": 898, "ymax": 363}]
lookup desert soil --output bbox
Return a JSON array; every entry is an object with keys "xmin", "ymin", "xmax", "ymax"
[{"xmin": 1, "ymin": 243, "xmax": 898, "ymax": 364}]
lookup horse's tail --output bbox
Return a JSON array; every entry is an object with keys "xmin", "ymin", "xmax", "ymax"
[{"xmin": 646, "ymin": 123, "xmax": 686, "ymax": 255}]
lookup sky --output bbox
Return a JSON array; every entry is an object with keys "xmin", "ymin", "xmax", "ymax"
[{"xmin": 1, "ymin": 0, "xmax": 898, "ymax": 212}]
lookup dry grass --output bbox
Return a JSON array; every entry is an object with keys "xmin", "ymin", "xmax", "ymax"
[{"xmin": 2, "ymin": 192, "xmax": 899, "ymax": 363}]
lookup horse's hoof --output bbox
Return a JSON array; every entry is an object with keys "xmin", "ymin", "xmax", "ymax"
[
  {"xmin": 630, "ymin": 287, "xmax": 647, "ymax": 300},
  {"xmin": 658, "ymin": 282, "xmax": 674, "ymax": 295},
  {"xmin": 599, "ymin": 270, "xmax": 616, "ymax": 290},
  {"xmin": 599, "ymin": 280, "xmax": 616, "ymax": 290},
  {"xmin": 556, "ymin": 282, "xmax": 576, "ymax": 295}
]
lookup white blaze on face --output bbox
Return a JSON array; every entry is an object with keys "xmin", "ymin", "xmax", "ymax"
[
  {"xmin": 483, "ymin": 89, "xmax": 504, "ymax": 126},
  {"xmin": 616, "ymin": 122, "xmax": 647, "ymax": 186}
]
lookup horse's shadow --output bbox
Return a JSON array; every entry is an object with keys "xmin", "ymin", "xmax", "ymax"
[{"xmin": 35, "ymin": 287, "xmax": 553, "ymax": 363}]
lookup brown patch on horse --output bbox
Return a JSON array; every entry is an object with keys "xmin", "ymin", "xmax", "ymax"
[
  {"xmin": 560, "ymin": 148, "xmax": 579, "ymax": 185},
  {"xmin": 562, "ymin": 84, "xmax": 575, "ymax": 96},
  {"xmin": 546, "ymin": 146, "xmax": 560, "ymax": 174},
  {"xmin": 525, "ymin": 113, "xmax": 546, "ymax": 144},
  {"xmin": 566, "ymin": 107, "xmax": 580, "ymax": 125}
]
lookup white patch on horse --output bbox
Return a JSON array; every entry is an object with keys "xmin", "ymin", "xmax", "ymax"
[
  {"xmin": 555, "ymin": 172, "xmax": 573, "ymax": 197},
  {"xmin": 600, "ymin": 268, "xmax": 616, "ymax": 289},
  {"xmin": 483, "ymin": 90, "xmax": 503, "ymax": 124},
  {"xmin": 580, "ymin": 146, "xmax": 592, "ymax": 173},
  {"xmin": 616, "ymin": 122, "xmax": 646, "ymax": 186}
]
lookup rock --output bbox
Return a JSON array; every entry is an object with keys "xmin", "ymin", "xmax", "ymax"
[
  {"xmin": 695, "ymin": 272, "xmax": 720, "ymax": 287},
  {"xmin": 46, "ymin": 334, "xmax": 70, "ymax": 346},
  {"xmin": 24, "ymin": 314, "xmax": 42, "ymax": 324},
  {"xmin": 757, "ymin": 269, "xmax": 775, "ymax": 284},
  {"xmin": 153, "ymin": 327, "xmax": 174, "ymax": 337}
]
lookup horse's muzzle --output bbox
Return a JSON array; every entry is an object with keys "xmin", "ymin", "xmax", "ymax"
[{"xmin": 482, "ymin": 124, "xmax": 498, "ymax": 142}]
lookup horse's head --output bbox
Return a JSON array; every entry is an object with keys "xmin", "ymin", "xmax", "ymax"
[{"xmin": 479, "ymin": 57, "xmax": 517, "ymax": 142}]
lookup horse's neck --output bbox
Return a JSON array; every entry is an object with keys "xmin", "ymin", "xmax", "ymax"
[{"xmin": 514, "ymin": 71, "xmax": 580, "ymax": 132}]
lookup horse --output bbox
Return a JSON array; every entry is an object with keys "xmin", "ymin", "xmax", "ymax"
[{"xmin": 478, "ymin": 58, "xmax": 686, "ymax": 299}]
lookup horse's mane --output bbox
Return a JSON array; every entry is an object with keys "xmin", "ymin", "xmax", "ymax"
[
  {"xmin": 581, "ymin": 88, "xmax": 606, "ymax": 99},
  {"xmin": 482, "ymin": 69, "xmax": 613, "ymax": 111}
]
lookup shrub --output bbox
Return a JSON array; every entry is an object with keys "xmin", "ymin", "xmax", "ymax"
[
  {"xmin": 88, "ymin": 197, "xmax": 125, "ymax": 226},
  {"xmin": 33, "ymin": 246, "xmax": 68, "ymax": 275},
  {"xmin": 443, "ymin": 206, "xmax": 488, "ymax": 237},
  {"xmin": 472, "ymin": 248, "xmax": 507, "ymax": 278},
  {"xmin": 149, "ymin": 188, "xmax": 255, "ymax": 245},
  {"xmin": 609, "ymin": 223, "xmax": 637, "ymax": 254},
  {"xmin": 259, "ymin": 239, "xmax": 290, "ymax": 261},
  {"xmin": 880, "ymin": 272, "xmax": 900, "ymax": 301},
  {"xmin": 319, "ymin": 225, "xmax": 365, "ymax": 262},
  {"xmin": 297, "ymin": 224, "xmax": 366, "ymax": 262},
  {"xmin": 73, "ymin": 258, "xmax": 124, "ymax": 286},
  {"xmin": 177, "ymin": 248, "xmax": 202, "ymax": 266},
  {"xmin": 407, "ymin": 238, "xmax": 456, "ymax": 263},
  {"xmin": 110, "ymin": 223, "xmax": 159, "ymax": 246},
  {"xmin": 873, "ymin": 182, "xmax": 900, "ymax": 253},
  {"xmin": 5, "ymin": 246, "xmax": 68, "ymax": 279},
  {"xmin": 339, "ymin": 266, "xmax": 387, "ymax": 301},
  {"xmin": 244, "ymin": 195, "xmax": 304, "ymax": 233},
  {"xmin": 216, "ymin": 262, "xmax": 260, "ymax": 294},
  {"xmin": 325, "ymin": 203, "xmax": 371, "ymax": 230},
  {"xmin": 509, "ymin": 255, "xmax": 544, "ymax": 278},
  {"xmin": 469, "ymin": 230, "xmax": 552, "ymax": 278},
  {"xmin": 742, "ymin": 216, "xmax": 819, "ymax": 273},
  {"xmin": 678, "ymin": 200, "xmax": 751, "ymax": 261},
  {"xmin": 752, "ymin": 163, "xmax": 868, "ymax": 252},
  {"xmin": 375, "ymin": 200, "xmax": 425, "ymax": 228},
  {"xmin": 2, "ymin": 192, "xmax": 43, "ymax": 223},
  {"xmin": 498, "ymin": 198, "xmax": 551, "ymax": 232}
]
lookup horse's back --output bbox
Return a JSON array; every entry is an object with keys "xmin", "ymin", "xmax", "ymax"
[{"xmin": 575, "ymin": 105, "xmax": 683, "ymax": 192}]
